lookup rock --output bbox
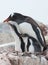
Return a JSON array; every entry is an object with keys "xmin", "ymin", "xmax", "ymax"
[
  {"xmin": 0, "ymin": 45, "xmax": 15, "ymax": 53},
  {"xmin": 0, "ymin": 23, "xmax": 15, "ymax": 44},
  {"xmin": 0, "ymin": 52, "xmax": 47, "ymax": 65},
  {"xmin": 37, "ymin": 22, "xmax": 48, "ymax": 44},
  {"xmin": 41, "ymin": 56, "xmax": 48, "ymax": 65},
  {"xmin": 38, "ymin": 22, "xmax": 47, "ymax": 36},
  {"xmin": 0, "ymin": 53, "xmax": 11, "ymax": 65}
]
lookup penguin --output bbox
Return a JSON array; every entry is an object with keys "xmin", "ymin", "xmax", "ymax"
[{"xmin": 3, "ymin": 13, "xmax": 46, "ymax": 50}]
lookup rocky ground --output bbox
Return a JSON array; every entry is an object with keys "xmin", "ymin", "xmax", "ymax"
[
  {"xmin": 0, "ymin": 52, "xmax": 48, "ymax": 65},
  {"xmin": 0, "ymin": 22, "xmax": 48, "ymax": 65}
]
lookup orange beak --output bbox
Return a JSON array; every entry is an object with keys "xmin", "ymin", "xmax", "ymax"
[{"xmin": 3, "ymin": 17, "xmax": 9, "ymax": 22}]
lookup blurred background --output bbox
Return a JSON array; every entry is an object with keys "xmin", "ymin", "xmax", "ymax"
[{"xmin": 0, "ymin": 0, "xmax": 48, "ymax": 24}]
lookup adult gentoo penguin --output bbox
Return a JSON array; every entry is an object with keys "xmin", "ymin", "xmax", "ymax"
[{"xmin": 3, "ymin": 13, "xmax": 46, "ymax": 51}]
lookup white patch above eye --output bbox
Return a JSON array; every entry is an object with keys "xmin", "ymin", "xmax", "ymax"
[{"xmin": 11, "ymin": 13, "xmax": 14, "ymax": 17}]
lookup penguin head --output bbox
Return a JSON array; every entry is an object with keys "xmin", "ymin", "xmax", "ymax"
[
  {"xmin": 3, "ymin": 13, "xmax": 24, "ymax": 22},
  {"xmin": 3, "ymin": 13, "xmax": 18, "ymax": 22}
]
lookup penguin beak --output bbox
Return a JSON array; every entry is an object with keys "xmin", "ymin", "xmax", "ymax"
[{"xmin": 3, "ymin": 17, "xmax": 9, "ymax": 22}]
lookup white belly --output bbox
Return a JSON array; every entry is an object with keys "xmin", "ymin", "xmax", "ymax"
[
  {"xmin": 19, "ymin": 22, "xmax": 38, "ymax": 40},
  {"xmin": 28, "ymin": 39, "xmax": 34, "ymax": 53}
]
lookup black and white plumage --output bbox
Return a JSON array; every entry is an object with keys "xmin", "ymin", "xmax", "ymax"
[
  {"xmin": 4, "ymin": 13, "xmax": 46, "ymax": 46},
  {"xmin": 3, "ymin": 13, "xmax": 46, "ymax": 49},
  {"xmin": 8, "ymin": 21, "xmax": 25, "ymax": 52},
  {"xmin": 8, "ymin": 21, "xmax": 42, "ymax": 53}
]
